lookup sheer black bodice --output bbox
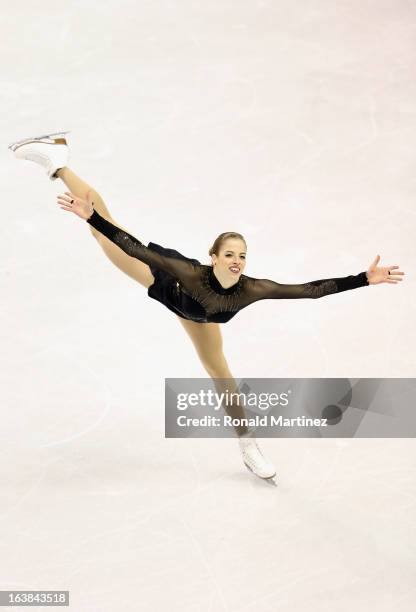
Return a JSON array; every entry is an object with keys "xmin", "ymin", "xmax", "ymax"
[{"xmin": 87, "ymin": 209, "xmax": 369, "ymax": 323}]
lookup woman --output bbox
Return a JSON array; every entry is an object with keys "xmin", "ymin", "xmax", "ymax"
[{"xmin": 9, "ymin": 132, "xmax": 405, "ymax": 485}]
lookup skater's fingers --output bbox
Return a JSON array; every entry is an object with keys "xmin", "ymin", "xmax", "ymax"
[
  {"xmin": 57, "ymin": 200, "xmax": 74, "ymax": 207},
  {"xmin": 58, "ymin": 192, "xmax": 83, "ymax": 201},
  {"xmin": 57, "ymin": 201, "xmax": 75, "ymax": 210},
  {"xmin": 57, "ymin": 194, "xmax": 76, "ymax": 203},
  {"xmin": 57, "ymin": 199, "xmax": 75, "ymax": 210},
  {"xmin": 57, "ymin": 196, "xmax": 80, "ymax": 207},
  {"xmin": 57, "ymin": 196, "xmax": 70, "ymax": 205}
]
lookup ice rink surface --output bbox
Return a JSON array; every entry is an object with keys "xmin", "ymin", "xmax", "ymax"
[{"xmin": 1, "ymin": 0, "xmax": 415, "ymax": 610}]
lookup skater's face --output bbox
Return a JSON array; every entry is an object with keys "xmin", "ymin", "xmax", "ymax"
[{"xmin": 212, "ymin": 238, "xmax": 247, "ymax": 279}]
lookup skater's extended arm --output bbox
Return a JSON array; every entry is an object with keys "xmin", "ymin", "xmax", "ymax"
[
  {"xmin": 56, "ymin": 192, "xmax": 198, "ymax": 284},
  {"xmin": 244, "ymin": 253, "xmax": 405, "ymax": 301},
  {"xmin": 244, "ymin": 271, "xmax": 369, "ymax": 301},
  {"xmin": 86, "ymin": 209, "xmax": 198, "ymax": 283}
]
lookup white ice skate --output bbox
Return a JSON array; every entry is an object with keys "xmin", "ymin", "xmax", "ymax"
[
  {"xmin": 239, "ymin": 435, "xmax": 277, "ymax": 486},
  {"xmin": 8, "ymin": 131, "xmax": 71, "ymax": 181}
]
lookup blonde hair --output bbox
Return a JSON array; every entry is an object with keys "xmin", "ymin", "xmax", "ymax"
[{"xmin": 208, "ymin": 232, "xmax": 247, "ymax": 257}]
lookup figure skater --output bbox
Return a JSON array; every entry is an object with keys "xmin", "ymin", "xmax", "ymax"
[{"xmin": 8, "ymin": 132, "xmax": 405, "ymax": 485}]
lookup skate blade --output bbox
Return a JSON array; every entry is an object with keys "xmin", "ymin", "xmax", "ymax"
[
  {"xmin": 8, "ymin": 131, "xmax": 71, "ymax": 151},
  {"xmin": 244, "ymin": 462, "xmax": 277, "ymax": 486},
  {"xmin": 266, "ymin": 476, "xmax": 278, "ymax": 486}
]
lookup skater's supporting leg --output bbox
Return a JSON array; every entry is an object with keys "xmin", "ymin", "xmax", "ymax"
[
  {"xmin": 178, "ymin": 318, "xmax": 249, "ymax": 436},
  {"xmin": 56, "ymin": 167, "xmax": 154, "ymax": 288}
]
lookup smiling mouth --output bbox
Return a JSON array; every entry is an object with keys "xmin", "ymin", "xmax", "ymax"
[{"xmin": 229, "ymin": 266, "xmax": 240, "ymax": 273}]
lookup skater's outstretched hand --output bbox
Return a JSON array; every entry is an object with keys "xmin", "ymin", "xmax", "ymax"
[
  {"xmin": 366, "ymin": 255, "xmax": 405, "ymax": 285},
  {"xmin": 57, "ymin": 191, "xmax": 94, "ymax": 220}
]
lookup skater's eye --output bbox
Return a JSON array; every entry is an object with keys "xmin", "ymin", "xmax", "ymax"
[{"xmin": 225, "ymin": 253, "xmax": 245, "ymax": 259}]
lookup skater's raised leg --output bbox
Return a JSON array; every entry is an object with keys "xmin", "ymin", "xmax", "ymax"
[
  {"xmin": 9, "ymin": 133, "xmax": 154, "ymax": 288},
  {"xmin": 56, "ymin": 167, "xmax": 154, "ymax": 288}
]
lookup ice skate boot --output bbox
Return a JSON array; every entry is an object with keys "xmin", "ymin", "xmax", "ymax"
[
  {"xmin": 8, "ymin": 131, "xmax": 71, "ymax": 181},
  {"xmin": 239, "ymin": 435, "xmax": 277, "ymax": 485}
]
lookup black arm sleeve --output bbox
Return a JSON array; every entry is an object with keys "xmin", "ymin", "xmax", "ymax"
[
  {"xmin": 245, "ymin": 271, "xmax": 369, "ymax": 300},
  {"xmin": 86, "ymin": 209, "xmax": 198, "ymax": 285}
]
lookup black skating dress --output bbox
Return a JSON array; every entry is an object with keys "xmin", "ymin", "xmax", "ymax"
[{"xmin": 87, "ymin": 209, "xmax": 369, "ymax": 323}]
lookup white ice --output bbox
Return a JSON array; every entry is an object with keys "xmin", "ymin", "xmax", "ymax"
[{"xmin": 1, "ymin": 1, "xmax": 415, "ymax": 610}]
